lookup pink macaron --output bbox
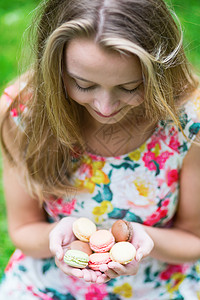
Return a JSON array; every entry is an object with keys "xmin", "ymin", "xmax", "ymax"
[
  {"xmin": 88, "ymin": 252, "xmax": 111, "ymax": 271},
  {"xmin": 89, "ymin": 230, "xmax": 115, "ymax": 253}
]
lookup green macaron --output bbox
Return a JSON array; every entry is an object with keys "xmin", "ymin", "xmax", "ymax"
[{"xmin": 64, "ymin": 249, "xmax": 89, "ymax": 268}]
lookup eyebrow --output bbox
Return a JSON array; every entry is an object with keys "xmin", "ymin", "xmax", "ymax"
[{"xmin": 67, "ymin": 72, "xmax": 143, "ymax": 86}]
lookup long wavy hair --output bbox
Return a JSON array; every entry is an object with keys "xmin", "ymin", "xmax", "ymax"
[{"xmin": 0, "ymin": 0, "xmax": 199, "ymax": 201}]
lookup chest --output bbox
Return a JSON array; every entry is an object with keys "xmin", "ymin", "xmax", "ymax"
[
  {"xmin": 45, "ymin": 137, "xmax": 181, "ymax": 228},
  {"xmin": 83, "ymin": 122, "xmax": 156, "ymax": 157}
]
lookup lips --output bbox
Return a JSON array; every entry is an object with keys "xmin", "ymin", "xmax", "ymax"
[{"xmin": 94, "ymin": 108, "xmax": 122, "ymax": 118}]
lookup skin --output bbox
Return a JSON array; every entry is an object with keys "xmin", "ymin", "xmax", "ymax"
[
  {"xmin": 64, "ymin": 38, "xmax": 144, "ymax": 124},
  {"xmin": 1, "ymin": 38, "xmax": 200, "ymax": 285},
  {"xmin": 63, "ymin": 38, "xmax": 157, "ymax": 158}
]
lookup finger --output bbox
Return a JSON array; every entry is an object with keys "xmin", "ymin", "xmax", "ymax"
[
  {"xmin": 107, "ymin": 261, "xmax": 126, "ymax": 275},
  {"xmin": 108, "ymin": 260, "xmax": 139, "ymax": 276},
  {"xmin": 135, "ymin": 249, "xmax": 143, "ymax": 262},
  {"xmin": 136, "ymin": 237, "xmax": 154, "ymax": 260},
  {"xmin": 56, "ymin": 259, "xmax": 83, "ymax": 278},
  {"xmin": 49, "ymin": 235, "xmax": 64, "ymax": 260},
  {"xmin": 70, "ymin": 268, "xmax": 84, "ymax": 278},
  {"xmin": 122, "ymin": 260, "xmax": 139, "ymax": 275},
  {"xmin": 63, "ymin": 233, "xmax": 76, "ymax": 245},
  {"xmin": 90, "ymin": 270, "xmax": 98, "ymax": 282},
  {"xmin": 82, "ymin": 269, "xmax": 95, "ymax": 282},
  {"xmin": 94, "ymin": 270, "xmax": 102, "ymax": 276},
  {"xmin": 99, "ymin": 264, "xmax": 109, "ymax": 272},
  {"xmin": 96, "ymin": 274, "xmax": 110, "ymax": 284},
  {"xmin": 105, "ymin": 268, "xmax": 118, "ymax": 279}
]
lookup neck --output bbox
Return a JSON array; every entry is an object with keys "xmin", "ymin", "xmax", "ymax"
[{"xmin": 80, "ymin": 107, "xmax": 157, "ymax": 157}]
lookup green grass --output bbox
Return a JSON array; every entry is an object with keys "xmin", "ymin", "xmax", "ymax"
[
  {"xmin": 167, "ymin": 0, "xmax": 200, "ymax": 73},
  {"xmin": 0, "ymin": 0, "xmax": 39, "ymax": 278},
  {"xmin": 0, "ymin": 0, "xmax": 199, "ymax": 278}
]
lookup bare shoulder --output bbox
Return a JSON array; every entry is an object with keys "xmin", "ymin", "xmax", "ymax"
[
  {"xmin": 174, "ymin": 134, "xmax": 200, "ymax": 236},
  {"xmin": 0, "ymin": 105, "xmax": 22, "ymax": 164},
  {"xmin": 0, "ymin": 71, "xmax": 34, "ymax": 158},
  {"xmin": 0, "ymin": 70, "xmax": 33, "ymax": 111}
]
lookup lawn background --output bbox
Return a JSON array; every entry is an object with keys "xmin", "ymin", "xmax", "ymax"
[{"xmin": 0, "ymin": 0, "xmax": 199, "ymax": 277}]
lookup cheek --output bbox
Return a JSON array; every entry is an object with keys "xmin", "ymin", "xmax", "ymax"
[
  {"xmin": 123, "ymin": 92, "xmax": 144, "ymax": 107},
  {"xmin": 66, "ymin": 86, "xmax": 92, "ymax": 105}
]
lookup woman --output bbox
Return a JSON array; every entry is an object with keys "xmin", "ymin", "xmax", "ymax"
[{"xmin": 0, "ymin": 0, "xmax": 200, "ymax": 299}]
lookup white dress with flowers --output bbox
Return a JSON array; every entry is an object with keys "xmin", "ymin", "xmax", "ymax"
[{"xmin": 1, "ymin": 85, "xmax": 200, "ymax": 300}]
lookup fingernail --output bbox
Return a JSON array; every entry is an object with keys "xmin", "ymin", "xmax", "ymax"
[
  {"xmin": 56, "ymin": 251, "xmax": 61, "ymax": 260},
  {"xmin": 137, "ymin": 253, "xmax": 143, "ymax": 262}
]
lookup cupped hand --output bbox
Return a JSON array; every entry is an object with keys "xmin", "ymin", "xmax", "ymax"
[
  {"xmin": 49, "ymin": 216, "xmax": 77, "ymax": 260},
  {"xmin": 96, "ymin": 221, "xmax": 154, "ymax": 284},
  {"xmin": 55, "ymin": 257, "xmax": 102, "ymax": 283},
  {"xmin": 130, "ymin": 222, "xmax": 154, "ymax": 262},
  {"xmin": 49, "ymin": 216, "xmax": 102, "ymax": 282},
  {"xmin": 96, "ymin": 260, "xmax": 139, "ymax": 284}
]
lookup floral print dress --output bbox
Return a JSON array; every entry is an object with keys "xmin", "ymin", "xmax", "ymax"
[{"xmin": 1, "ymin": 85, "xmax": 200, "ymax": 300}]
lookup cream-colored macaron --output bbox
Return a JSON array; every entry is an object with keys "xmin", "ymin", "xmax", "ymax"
[
  {"xmin": 110, "ymin": 242, "xmax": 136, "ymax": 264},
  {"xmin": 72, "ymin": 217, "xmax": 97, "ymax": 242}
]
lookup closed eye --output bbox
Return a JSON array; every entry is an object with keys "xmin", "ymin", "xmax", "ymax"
[
  {"xmin": 120, "ymin": 86, "xmax": 138, "ymax": 94},
  {"xmin": 74, "ymin": 81, "xmax": 142, "ymax": 94},
  {"xmin": 74, "ymin": 82, "xmax": 96, "ymax": 92},
  {"xmin": 120, "ymin": 83, "xmax": 142, "ymax": 94}
]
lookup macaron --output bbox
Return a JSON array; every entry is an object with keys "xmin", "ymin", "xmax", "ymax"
[
  {"xmin": 88, "ymin": 252, "xmax": 111, "ymax": 271},
  {"xmin": 72, "ymin": 217, "xmax": 97, "ymax": 242},
  {"xmin": 89, "ymin": 230, "xmax": 115, "ymax": 253},
  {"xmin": 110, "ymin": 242, "xmax": 136, "ymax": 264},
  {"xmin": 64, "ymin": 249, "xmax": 89, "ymax": 268},
  {"xmin": 68, "ymin": 240, "xmax": 93, "ymax": 256},
  {"xmin": 111, "ymin": 220, "xmax": 133, "ymax": 242}
]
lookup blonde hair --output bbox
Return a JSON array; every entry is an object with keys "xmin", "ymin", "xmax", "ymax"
[{"xmin": 1, "ymin": 0, "xmax": 199, "ymax": 201}]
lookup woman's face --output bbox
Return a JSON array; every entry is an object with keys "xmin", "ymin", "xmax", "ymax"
[{"xmin": 64, "ymin": 38, "xmax": 144, "ymax": 125}]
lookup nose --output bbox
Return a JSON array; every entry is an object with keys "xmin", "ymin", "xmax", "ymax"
[{"xmin": 93, "ymin": 90, "xmax": 120, "ymax": 116}]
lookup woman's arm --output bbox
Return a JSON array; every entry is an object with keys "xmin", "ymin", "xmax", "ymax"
[
  {"xmin": 1, "ymin": 107, "xmax": 59, "ymax": 259},
  {"xmin": 3, "ymin": 159, "xmax": 57, "ymax": 259},
  {"xmin": 144, "ymin": 138, "xmax": 200, "ymax": 264}
]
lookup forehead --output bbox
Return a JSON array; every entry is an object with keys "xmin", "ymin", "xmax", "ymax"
[{"xmin": 64, "ymin": 38, "xmax": 142, "ymax": 83}]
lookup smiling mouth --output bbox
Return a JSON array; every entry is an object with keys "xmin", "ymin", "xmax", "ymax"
[{"xmin": 94, "ymin": 108, "xmax": 122, "ymax": 118}]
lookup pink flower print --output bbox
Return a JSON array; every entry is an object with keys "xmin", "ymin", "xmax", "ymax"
[
  {"xmin": 168, "ymin": 134, "xmax": 180, "ymax": 152},
  {"xmin": 10, "ymin": 108, "xmax": 18, "ymax": 117},
  {"xmin": 143, "ymin": 206, "xmax": 168, "ymax": 226},
  {"xmin": 143, "ymin": 152, "xmax": 157, "ymax": 171},
  {"xmin": 162, "ymin": 199, "xmax": 170, "ymax": 207},
  {"xmin": 159, "ymin": 264, "xmax": 187, "ymax": 281},
  {"xmin": 156, "ymin": 151, "xmax": 173, "ymax": 169},
  {"xmin": 88, "ymin": 153, "xmax": 106, "ymax": 162},
  {"xmin": 79, "ymin": 163, "xmax": 93, "ymax": 177},
  {"xmin": 5, "ymin": 250, "xmax": 25, "ymax": 272},
  {"xmin": 27, "ymin": 286, "xmax": 53, "ymax": 300},
  {"xmin": 143, "ymin": 150, "xmax": 173, "ymax": 173},
  {"xmin": 65, "ymin": 276, "xmax": 89, "ymax": 295},
  {"xmin": 147, "ymin": 128, "xmax": 167, "ymax": 151},
  {"xmin": 46, "ymin": 198, "xmax": 76, "ymax": 218},
  {"xmin": 167, "ymin": 169, "xmax": 179, "ymax": 186},
  {"xmin": 85, "ymin": 284, "xmax": 108, "ymax": 300},
  {"xmin": 19, "ymin": 104, "xmax": 26, "ymax": 112},
  {"xmin": 147, "ymin": 140, "xmax": 161, "ymax": 152},
  {"xmin": 61, "ymin": 198, "xmax": 76, "ymax": 214}
]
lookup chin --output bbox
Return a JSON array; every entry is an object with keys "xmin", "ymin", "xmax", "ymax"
[
  {"xmin": 95, "ymin": 116, "xmax": 124, "ymax": 125},
  {"xmin": 87, "ymin": 107, "xmax": 132, "ymax": 125}
]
